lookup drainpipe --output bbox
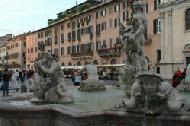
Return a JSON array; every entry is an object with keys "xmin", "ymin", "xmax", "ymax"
[{"xmin": 171, "ymin": 0, "xmax": 174, "ymax": 78}]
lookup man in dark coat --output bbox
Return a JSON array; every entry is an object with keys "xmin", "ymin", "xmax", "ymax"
[{"xmin": 2, "ymin": 69, "xmax": 10, "ymax": 97}]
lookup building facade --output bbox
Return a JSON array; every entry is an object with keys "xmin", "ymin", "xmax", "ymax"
[
  {"xmin": 159, "ymin": 0, "xmax": 190, "ymax": 79},
  {"xmin": 26, "ymin": 32, "xmax": 39, "ymax": 70},
  {"xmin": 0, "ymin": 34, "xmax": 12, "ymax": 67},
  {"xmin": 6, "ymin": 34, "xmax": 27, "ymax": 69},
  {"xmin": 26, "ymin": 0, "xmax": 161, "ymax": 73}
]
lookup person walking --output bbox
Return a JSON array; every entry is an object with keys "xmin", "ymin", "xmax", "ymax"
[
  {"xmin": 2, "ymin": 69, "xmax": 10, "ymax": 97},
  {"xmin": 103, "ymin": 71, "xmax": 107, "ymax": 80},
  {"xmin": 74, "ymin": 72, "xmax": 81, "ymax": 86}
]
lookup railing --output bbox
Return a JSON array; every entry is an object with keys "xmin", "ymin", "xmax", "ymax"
[
  {"xmin": 71, "ymin": 51, "xmax": 93, "ymax": 57},
  {"xmin": 98, "ymin": 47, "xmax": 121, "ymax": 57}
]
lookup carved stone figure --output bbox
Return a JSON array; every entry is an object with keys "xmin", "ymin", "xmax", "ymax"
[
  {"xmin": 119, "ymin": 1, "xmax": 148, "ymax": 96},
  {"xmin": 32, "ymin": 53, "xmax": 74, "ymax": 104},
  {"xmin": 123, "ymin": 73, "xmax": 183, "ymax": 114},
  {"xmin": 185, "ymin": 64, "xmax": 190, "ymax": 84},
  {"xmin": 120, "ymin": 1, "xmax": 148, "ymax": 71},
  {"xmin": 79, "ymin": 60, "xmax": 106, "ymax": 92},
  {"xmin": 85, "ymin": 63, "xmax": 99, "ymax": 82}
]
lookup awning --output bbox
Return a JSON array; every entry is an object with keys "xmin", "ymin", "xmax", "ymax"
[
  {"xmin": 61, "ymin": 66, "xmax": 84, "ymax": 69},
  {"xmin": 96, "ymin": 64, "xmax": 126, "ymax": 67}
]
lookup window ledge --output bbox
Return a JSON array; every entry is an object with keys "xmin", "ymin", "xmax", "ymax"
[{"xmin": 185, "ymin": 29, "xmax": 190, "ymax": 33}]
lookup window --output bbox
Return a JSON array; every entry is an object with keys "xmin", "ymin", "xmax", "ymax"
[
  {"xmin": 61, "ymin": 47, "xmax": 64, "ymax": 56},
  {"xmin": 123, "ymin": 12, "xmax": 126, "ymax": 21},
  {"xmin": 110, "ymin": 38, "xmax": 113, "ymax": 48},
  {"xmin": 114, "ymin": 5, "xmax": 119, "ymax": 12},
  {"xmin": 109, "ymin": 19, "xmax": 113, "ymax": 28},
  {"xmin": 186, "ymin": 8, "xmax": 190, "ymax": 30},
  {"xmin": 35, "ymin": 47, "xmax": 37, "ymax": 52},
  {"xmin": 72, "ymin": 45, "xmax": 76, "ymax": 53},
  {"xmin": 153, "ymin": 19, "xmax": 161, "ymax": 34},
  {"xmin": 114, "ymin": 19, "xmax": 118, "ymax": 28},
  {"xmin": 111, "ymin": 59, "xmax": 116, "ymax": 64},
  {"xmin": 145, "ymin": 4, "xmax": 148, "ymax": 13},
  {"xmin": 60, "ymin": 34, "xmax": 64, "ymax": 43},
  {"xmin": 68, "ymin": 32, "xmax": 71, "ymax": 42},
  {"xmin": 67, "ymin": 22, "xmax": 71, "ymax": 28},
  {"xmin": 156, "ymin": 67, "xmax": 160, "ymax": 74},
  {"xmin": 96, "ymin": 24, "xmax": 101, "ymax": 36},
  {"xmin": 72, "ymin": 31, "xmax": 76, "ymax": 41},
  {"xmin": 102, "ymin": 40, "xmax": 107, "ymax": 49},
  {"xmin": 54, "ymin": 48, "xmax": 58, "ymax": 57},
  {"xmin": 101, "ymin": 22, "xmax": 106, "ymax": 31},
  {"xmin": 96, "ymin": 41, "xmax": 101, "ymax": 51},
  {"xmin": 154, "ymin": 0, "xmax": 160, "ymax": 10},
  {"xmin": 15, "ymin": 43, "xmax": 18, "ymax": 47},
  {"xmin": 72, "ymin": 21, "xmax": 76, "ymax": 29},
  {"xmin": 123, "ymin": 2, "xmax": 126, "ymax": 9},
  {"xmin": 31, "ymin": 48, "xmax": 33, "ymax": 53},
  {"xmin": 109, "ymin": 7, "xmax": 113, "ymax": 14},
  {"xmin": 67, "ymin": 46, "xmax": 71, "ymax": 54},
  {"xmin": 102, "ymin": 9, "xmax": 106, "ymax": 16},
  {"xmin": 54, "ymin": 35, "xmax": 58, "ymax": 44},
  {"xmin": 157, "ymin": 50, "xmax": 161, "ymax": 63},
  {"xmin": 96, "ymin": 12, "xmax": 100, "ymax": 18},
  {"xmin": 61, "ymin": 25, "xmax": 64, "ymax": 31}
]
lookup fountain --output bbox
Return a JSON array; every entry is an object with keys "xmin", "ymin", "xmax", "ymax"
[
  {"xmin": 79, "ymin": 60, "xmax": 106, "ymax": 92},
  {"xmin": 31, "ymin": 53, "xmax": 74, "ymax": 104},
  {"xmin": 1, "ymin": 1, "xmax": 190, "ymax": 126}
]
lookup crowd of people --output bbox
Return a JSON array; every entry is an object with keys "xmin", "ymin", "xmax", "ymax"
[
  {"xmin": 0, "ymin": 66, "xmax": 188, "ymax": 96},
  {"xmin": 0, "ymin": 69, "xmax": 34, "ymax": 97}
]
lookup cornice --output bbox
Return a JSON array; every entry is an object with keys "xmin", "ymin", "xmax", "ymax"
[{"xmin": 159, "ymin": 0, "xmax": 189, "ymax": 12}]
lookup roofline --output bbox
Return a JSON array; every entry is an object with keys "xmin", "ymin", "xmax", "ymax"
[
  {"xmin": 48, "ymin": 0, "xmax": 116, "ymax": 26},
  {"xmin": 27, "ymin": 0, "xmax": 118, "ymax": 34}
]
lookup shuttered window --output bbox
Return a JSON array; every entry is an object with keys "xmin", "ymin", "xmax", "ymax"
[{"xmin": 186, "ymin": 9, "xmax": 190, "ymax": 30}]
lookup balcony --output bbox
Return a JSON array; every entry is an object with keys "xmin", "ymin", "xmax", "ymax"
[
  {"xmin": 98, "ymin": 47, "xmax": 121, "ymax": 58},
  {"xmin": 71, "ymin": 51, "xmax": 93, "ymax": 57}
]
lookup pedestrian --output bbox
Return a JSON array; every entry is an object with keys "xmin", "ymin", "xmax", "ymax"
[
  {"xmin": 179, "ymin": 68, "xmax": 187, "ymax": 83},
  {"xmin": 2, "ymin": 69, "xmax": 10, "ymax": 97},
  {"xmin": 172, "ymin": 71, "xmax": 180, "ymax": 88},
  {"xmin": 74, "ymin": 72, "xmax": 81, "ymax": 86}
]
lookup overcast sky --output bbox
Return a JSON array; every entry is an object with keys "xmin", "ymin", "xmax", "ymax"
[{"xmin": 0, "ymin": 0, "xmax": 85, "ymax": 36}]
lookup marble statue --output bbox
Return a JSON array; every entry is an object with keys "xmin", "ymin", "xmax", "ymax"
[
  {"xmin": 32, "ymin": 53, "xmax": 74, "ymax": 104},
  {"xmin": 120, "ymin": 1, "xmax": 148, "ymax": 71},
  {"xmin": 185, "ymin": 64, "xmax": 190, "ymax": 84},
  {"xmin": 85, "ymin": 63, "xmax": 99, "ymax": 82},
  {"xmin": 79, "ymin": 60, "xmax": 106, "ymax": 92},
  {"xmin": 123, "ymin": 73, "xmax": 183, "ymax": 114},
  {"xmin": 118, "ymin": 1, "xmax": 148, "ymax": 95}
]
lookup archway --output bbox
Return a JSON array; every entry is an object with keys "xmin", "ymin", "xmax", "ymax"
[
  {"xmin": 110, "ymin": 59, "xmax": 116, "ymax": 64},
  {"xmin": 93, "ymin": 60, "xmax": 98, "ymax": 65}
]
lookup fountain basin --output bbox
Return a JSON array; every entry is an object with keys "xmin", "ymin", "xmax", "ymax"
[{"xmin": 0, "ymin": 87, "xmax": 190, "ymax": 126}]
